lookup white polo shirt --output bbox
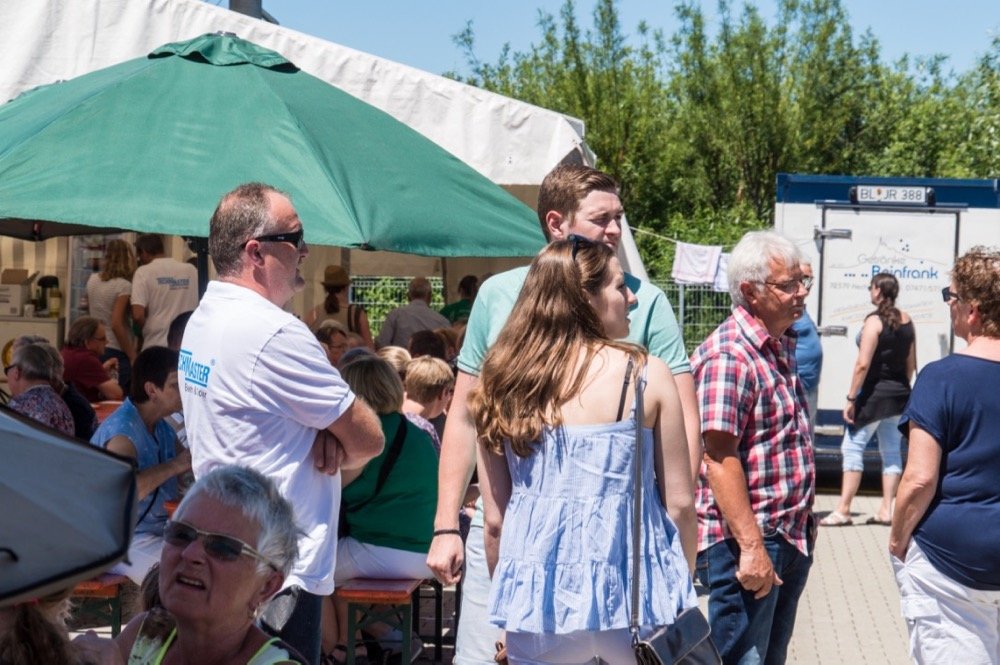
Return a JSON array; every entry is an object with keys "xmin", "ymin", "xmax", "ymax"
[
  {"xmin": 179, "ymin": 281, "xmax": 354, "ymax": 595},
  {"xmin": 132, "ymin": 257, "xmax": 199, "ymax": 348}
]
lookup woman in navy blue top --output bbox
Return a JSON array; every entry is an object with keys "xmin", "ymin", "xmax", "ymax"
[{"xmin": 890, "ymin": 247, "xmax": 1000, "ymax": 663}]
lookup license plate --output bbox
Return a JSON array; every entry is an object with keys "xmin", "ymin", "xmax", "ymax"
[{"xmin": 855, "ymin": 185, "xmax": 927, "ymax": 204}]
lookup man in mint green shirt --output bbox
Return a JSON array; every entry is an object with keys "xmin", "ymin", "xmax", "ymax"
[{"xmin": 427, "ymin": 164, "xmax": 702, "ymax": 664}]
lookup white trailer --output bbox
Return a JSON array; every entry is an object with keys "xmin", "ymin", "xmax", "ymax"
[{"xmin": 774, "ymin": 173, "xmax": 999, "ymax": 455}]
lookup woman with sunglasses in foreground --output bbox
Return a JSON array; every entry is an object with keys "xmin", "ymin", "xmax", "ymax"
[
  {"xmin": 102, "ymin": 465, "xmax": 303, "ymax": 664},
  {"xmin": 471, "ymin": 238, "xmax": 697, "ymax": 663},
  {"xmin": 890, "ymin": 248, "xmax": 1000, "ymax": 663}
]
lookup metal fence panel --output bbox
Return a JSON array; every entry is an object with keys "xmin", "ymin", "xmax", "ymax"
[
  {"xmin": 351, "ymin": 275, "xmax": 732, "ymax": 353},
  {"xmin": 351, "ymin": 276, "xmax": 445, "ymax": 334},
  {"xmin": 653, "ymin": 280, "xmax": 733, "ymax": 355}
]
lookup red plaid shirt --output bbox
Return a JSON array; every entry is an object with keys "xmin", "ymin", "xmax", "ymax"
[{"xmin": 691, "ymin": 306, "xmax": 815, "ymax": 556}]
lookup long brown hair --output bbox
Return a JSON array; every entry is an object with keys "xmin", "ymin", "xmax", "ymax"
[
  {"xmin": 470, "ymin": 238, "xmax": 644, "ymax": 457},
  {"xmin": 0, "ymin": 590, "xmax": 80, "ymax": 665},
  {"xmin": 870, "ymin": 273, "xmax": 902, "ymax": 330},
  {"xmin": 100, "ymin": 239, "xmax": 136, "ymax": 282},
  {"xmin": 323, "ymin": 284, "xmax": 346, "ymax": 314}
]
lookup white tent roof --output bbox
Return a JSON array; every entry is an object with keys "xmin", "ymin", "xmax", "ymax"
[
  {"xmin": 0, "ymin": 0, "xmax": 648, "ymax": 279},
  {"xmin": 0, "ymin": 0, "xmax": 595, "ymax": 185}
]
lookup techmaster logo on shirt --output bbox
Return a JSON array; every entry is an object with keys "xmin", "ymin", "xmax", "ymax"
[
  {"xmin": 157, "ymin": 276, "xmax": 191, "ymax": 290},
  {"xmin": 179, "ymin": 349, "xmax": 213, "ymax": 396}
]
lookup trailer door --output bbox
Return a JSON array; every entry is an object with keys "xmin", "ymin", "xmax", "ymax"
[{"xmin": 816, "ymin": 207, "xmax": 958, "ymax": 412}]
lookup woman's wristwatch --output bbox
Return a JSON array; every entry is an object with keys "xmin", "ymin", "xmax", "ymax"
[{"xmin": 846, "ymin": 395, "xmax": 856, "ymax": 402}]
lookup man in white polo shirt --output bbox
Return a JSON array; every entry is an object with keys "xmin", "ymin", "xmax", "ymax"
[
  {"xmin": 131, "ymin": 233, "xmax": 199, "ymax": 349},
  {"xmin": 179, "ymin": 182, "xmax": 384, "ymax": 664}
]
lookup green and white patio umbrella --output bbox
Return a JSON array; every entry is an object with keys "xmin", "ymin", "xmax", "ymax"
[{"xmin": 0, "ymin": 33, "xmax": 544, "ymax": 256}]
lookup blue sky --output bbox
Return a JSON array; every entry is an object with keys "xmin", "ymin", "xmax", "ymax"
[{"xmin": 237, "ymin": 1, "xmax": 999, "ymax": 78}]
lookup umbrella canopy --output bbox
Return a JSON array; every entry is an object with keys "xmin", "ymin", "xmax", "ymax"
[
  {"xmin": 0, "ymin": 33, "xmax": 544, "ymax": 256},
  {"xmin": 0, "ymin": 407, "xmax": 135, "ymax": 607}
]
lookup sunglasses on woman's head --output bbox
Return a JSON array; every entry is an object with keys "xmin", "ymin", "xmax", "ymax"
[
  {"xmin": 163, "ymin": 520, "xmax": 277, "ymax": 571},
  {"xmin": 568, "ymin": 234, "xmax": 597, "ymax": 261}
]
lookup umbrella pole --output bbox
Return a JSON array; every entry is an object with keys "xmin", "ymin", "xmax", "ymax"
[
  {"xmin": 229, "ymin": 0, "xmax": 262, "ymax": 18},
  {"xmin": 441, "ymin": 258, "xmax": 450, "ymax": 304},
  {"xmin": 185, "ymin": 237, "xmax": 210, "ymax": 298}
]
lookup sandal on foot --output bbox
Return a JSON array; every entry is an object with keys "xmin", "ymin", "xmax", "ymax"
[
  {"xmin": 321, "ymin": 646, "xmax": 345, "ymax": 665},
  {"xmin": 819, "ymin": 511, "xmax": 853, "ymax": 526},
  {"xmin": 865, "ymin": 516, "xmax": 892, "ymax": 526},
  {"xmin": 323, "ymin": 645, "xmax": 370, "ymax": 665}
]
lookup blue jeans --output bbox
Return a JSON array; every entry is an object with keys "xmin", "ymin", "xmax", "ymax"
[
  {"xmin": 805, "ymin": 387, "xmax": 818, "ymax": 439},
  {"xmin": 841, "ymin": 416, "xmax": 903, "ymax": 475},
  {"xmin": 696, "ymin": 534, "xmax": 812, "ymax": 665}
]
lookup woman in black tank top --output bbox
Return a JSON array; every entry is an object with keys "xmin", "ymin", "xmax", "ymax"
[{"xmin": 821, "ymin": 273, "xmax": 916, "ymax": 527}]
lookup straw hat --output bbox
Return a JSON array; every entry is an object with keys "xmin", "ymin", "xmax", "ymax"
[{"xmin": 322, "ymin": 265, "xmax": 350, "ymax": 287}]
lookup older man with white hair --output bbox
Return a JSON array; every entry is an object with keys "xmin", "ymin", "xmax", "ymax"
[{"xmin": 691, "ymin": 230, "xmax": 815, "ymax": 665}]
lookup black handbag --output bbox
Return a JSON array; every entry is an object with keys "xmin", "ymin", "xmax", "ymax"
[{"xmin": 628, "ymin": 364, "xmax": 721, "ymax": 665}]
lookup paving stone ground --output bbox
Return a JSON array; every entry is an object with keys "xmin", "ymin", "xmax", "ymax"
[{"xmin": 784, "ymin": 492, "xmax": 910, "ymax": 664}]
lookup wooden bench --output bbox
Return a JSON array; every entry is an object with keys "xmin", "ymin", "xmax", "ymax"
[
  {"xmin": 335, "ymin": 578, "xmax": 425, "ymax": 664},
  {"xmin": 412, "ymin": 579, "xmax": 447, "ymax": 662},
  {"xmin": 72, "ymin": 572, "xmax": 130, "ymax": 637}
]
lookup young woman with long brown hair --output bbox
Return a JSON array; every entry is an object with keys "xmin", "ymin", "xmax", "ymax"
[{"xmin": 471, "ymin": 237, "xmax": 696, "ymax": 663}]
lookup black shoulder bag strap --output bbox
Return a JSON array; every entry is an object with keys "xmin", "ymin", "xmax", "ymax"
[
  {"xmin": 630, "ymin": 360, "xmax": 645, "ymax": 644},
  {"xmin": 346, "ymin": 415, "xmax": 408, "ymax": 515},
  {"xmin": 616, "ymin": 356, "xmax": 636, "ymax": 422}
]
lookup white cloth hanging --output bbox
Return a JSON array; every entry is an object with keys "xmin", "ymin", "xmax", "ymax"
[
  {"xmin": 671, "ymin": 242, "xmax": 723, "ymax": 285},
  {"xmin": 713, "ymin": 253, "xmax": 731, "ymax": 293}
]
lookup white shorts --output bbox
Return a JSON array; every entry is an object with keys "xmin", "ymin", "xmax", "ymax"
[
  {"xmin": 109, "ymin": 532, "xmax": 162, "ymax": 585},
  {"xmin": 454, "ymin": 521, "xmax": 502, "ymax": 665},
  {"xmin": 892, "ymin": 540, "xmax": 1000, "ymax": 664},
  {"xmin": 334, "ymin": 537, "xmax": 431, "ymax": 585}
]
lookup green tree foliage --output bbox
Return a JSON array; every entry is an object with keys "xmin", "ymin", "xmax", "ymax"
[
  {"xmin": 449, "ymin": 0, "xmax": 999, "ymax": 276},
  {"xmin": 867, "ymin": 56, "xmax": 968, "ymax": 177},
  {"xmin": 933, "ymin": 37, "xmax": 1000, "ymax": 177},
  {"xmin": 452, "ymin": 0, "xmax": 674, "ymax": 237}
]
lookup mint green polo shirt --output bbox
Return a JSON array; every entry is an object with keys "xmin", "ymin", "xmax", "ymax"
[{"xmin": 457, "ymin": 266, "xmax": 690, "ymax": 376}]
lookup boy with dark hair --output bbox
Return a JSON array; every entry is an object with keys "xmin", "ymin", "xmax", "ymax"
[{"xmin": 91, "ymin": 346, "xmax": 190, "ymax": 585}]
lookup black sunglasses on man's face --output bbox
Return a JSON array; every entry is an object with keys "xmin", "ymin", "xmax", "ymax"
[{"xmin": 250, "ymin": 229, "xmax": 306, "ymax": 251}]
